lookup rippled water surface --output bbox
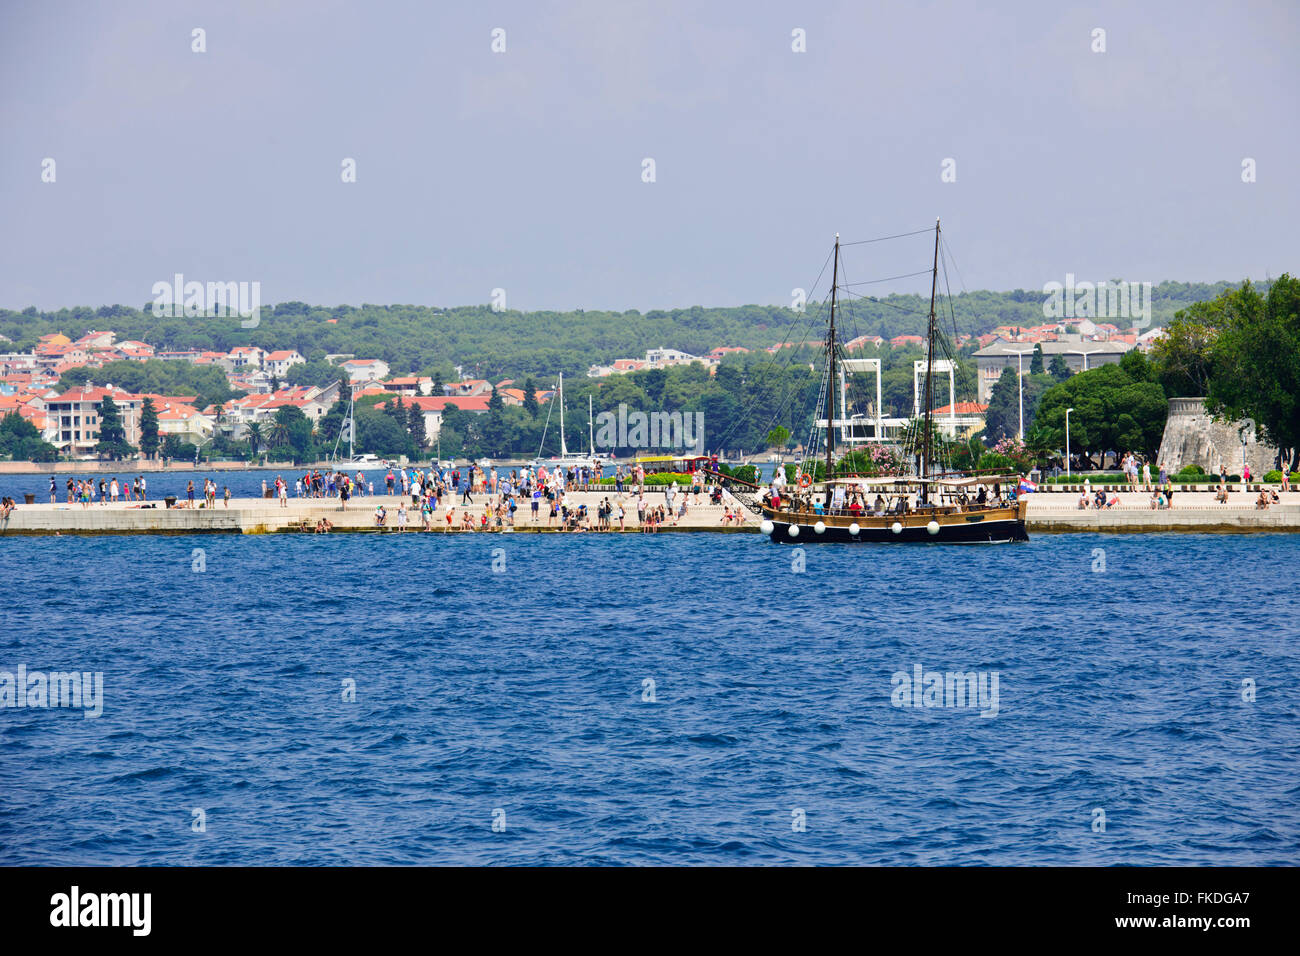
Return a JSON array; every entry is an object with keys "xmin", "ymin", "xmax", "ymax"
[{"xmin": 0, "ymin": 532, "xmax": 1296, "ymax": 865}]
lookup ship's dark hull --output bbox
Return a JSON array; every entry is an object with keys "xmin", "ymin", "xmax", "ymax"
[{"xmin": 760, "ymin": 500, "xmax": 1029, "ymax": 544}]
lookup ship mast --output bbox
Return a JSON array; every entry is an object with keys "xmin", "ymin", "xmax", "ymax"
[
  {"xmin": 825, "ymin": 234, "xmax": 839, "ymax": 484},
  {"xmin": 921, "ymin": 219, "xmax": 941, "ymax": 492}
]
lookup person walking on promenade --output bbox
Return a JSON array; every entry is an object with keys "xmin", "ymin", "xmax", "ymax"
[
  {"xmin": 1243, "ymin": 464, "xmax": 1252, "ymax": 488},
  {"xmin": 49, "ymin": 476, "xmax": 57, "ymax": 504},
  {"xmin": 223, "ymin": 485, "xmax": 231, "ymax": 508},
  {"xmin": 186, "ymin": 480, "xmax": 196, "ymax": 508},
  {"xmin": 1141, "ymin": 459, "xmax": 1152, "ymax": 492},
  {"xmin": 1283, "ymin": 468, "xmax": 1292, "ymax": 493}
]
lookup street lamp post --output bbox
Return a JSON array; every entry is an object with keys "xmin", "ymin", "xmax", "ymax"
[
  {"xmin": 1008, "ymin": 347, "xmax": 1033, "ymax": 441},
  {"xmin": 1065, "ymin": 407, "xmax": 1074, "ymax": 478},
  {"xmin": 1067, "ymin": 348, "xmax": 1104, "ymax": 373},
  {"xmin": 1240, "ymin": 421, "xmax": 1252, "ymax": 487},
  {"xmin": 1017, "ymin": 350, "xmax": 1024, "ymax": 440}
]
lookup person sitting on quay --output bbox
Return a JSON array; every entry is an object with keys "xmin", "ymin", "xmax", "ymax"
[
  {"xmin": 1077, "ymin": 491, "xmax": 1089, "ymax": 510},
  {"xmin": 1, "ymin": 496, "xmax": 16, "ymax": 521},
  {"xmin": 374, "ymin": 504, "xmax": 387, "ymax": 528},
  {"xmin": 1215, "ymin": 483, "xmax": 1230, "ymax": 504},
  {"xmin": 1256, "ymin": 490, "xmax": 1270, "ymax": 510}
]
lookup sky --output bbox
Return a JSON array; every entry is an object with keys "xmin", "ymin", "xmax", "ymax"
[{"xmin": 1, "ymin": 0, "xmax": 1297, "ymax": 313}]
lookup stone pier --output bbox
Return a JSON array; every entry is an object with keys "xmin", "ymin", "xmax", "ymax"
[{"xmin": 2, "ymin": 487, "xmax": 1298, "ymax": 536}]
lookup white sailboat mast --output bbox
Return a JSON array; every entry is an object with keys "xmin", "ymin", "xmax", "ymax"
[{"xmin": 558, "ymin": 373, "xmax": 569, "ymax": 457}]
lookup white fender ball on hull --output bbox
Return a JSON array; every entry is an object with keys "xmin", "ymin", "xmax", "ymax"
[
  {"xmin": 787, "ymin": 523, "xmax": 800, "ymax": 538},
  {"xmin": 848, "ymin": 523, "xmax": 860, "ymax": 536},
  {"xmin": 927, "ymin": 520, "xmax": 940, "ymax": 535},
  {"xmin": 891, "ymin": 522, "xmax": 903, "ymax": 535},
  {"xmin": 760, "ymin": 519, "xmax": 774, "ymax": 535},
  {"xmin": 814, "ymin": 521, "xmax": 826, "ymax": 534}
]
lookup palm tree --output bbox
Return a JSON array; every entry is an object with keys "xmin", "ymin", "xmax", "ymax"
[
  {"xmin": 268, "ymin": 421, "xmax": 290, "ymax": 450},
  {"xmin": 1023, "ymin": 424, "xmax": 1056, "ymax": 470},
  {"xmin": 246, "ymin": 422, "xmax": 264, "ymax": 460}
]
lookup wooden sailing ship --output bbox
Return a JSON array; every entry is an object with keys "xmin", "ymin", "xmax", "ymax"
[{"xmin": 756, "ymin": 220, "xmax": 1029, "ymax": 544}]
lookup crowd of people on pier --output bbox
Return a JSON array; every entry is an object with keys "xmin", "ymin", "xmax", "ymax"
[
  {"xmin": 52, "ymin": 475, "xmax": 152, "ymax": 507},
  {"xmin": 14, "ymin": 460, "xmax": 744, "ymax": 531},
  {"xmin": 266, "ymin": 461, "xmax": 737, "ymax": 532}
]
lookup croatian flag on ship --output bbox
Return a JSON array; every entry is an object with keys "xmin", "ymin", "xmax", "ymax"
[{"xmin": 1018, "ymin": 477, "xmax": 1038, "ymax": 494}]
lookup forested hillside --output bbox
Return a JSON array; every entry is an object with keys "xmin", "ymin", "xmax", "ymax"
[{"xmin": 0, "ymin": 281, "xmax": 1237, "ymax": 382}]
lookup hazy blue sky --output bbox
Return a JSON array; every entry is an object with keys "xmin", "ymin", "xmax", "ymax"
[{"xmin": 2, "ymin": 0, "xmax": 1296, "ymax": 312}]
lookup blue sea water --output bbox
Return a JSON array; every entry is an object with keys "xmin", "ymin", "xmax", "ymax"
[{"xmin": 0, "ymin": 532, "xmax": 1296, "ymax": 866}]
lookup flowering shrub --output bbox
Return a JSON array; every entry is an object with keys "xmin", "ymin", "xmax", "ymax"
[
  {"xmin": 985, "ymin": 437, "xmax": 1032, "ymax": 472},
  {"xmin": 867, "ymin": 444, "xmax": 905, "ymax": 476}
]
